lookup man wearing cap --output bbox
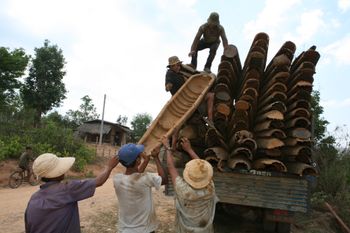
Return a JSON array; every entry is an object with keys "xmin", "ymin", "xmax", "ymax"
[
  {"xmin": 161, "ymin": 136, "xmax": 218, "ymax": 233},
  {"xmin": 189, "ymin": 12, "xmax": 228, "ymax": 73},
  {"xmin": 113, "ymin": 143, "xmax": 166, "ymax": 233},
  {"xmin": 25, "ymin": 153, "xmax": 119, "ymax": 233}
]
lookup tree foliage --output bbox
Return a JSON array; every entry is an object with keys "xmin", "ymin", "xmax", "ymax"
[
  {"xmin": 311, "ymin": 90, "xmax": 330, "ymax": 144},
  {"xmin": 0, "ymin": 47, "xmax": 29, "ymax": 107},
  {"xmin": 21, "ymin": 40, "xmax": 66, "ymax": 125},
  {"xmin": 116, "ymin": 115, "xmax": 128, "ymax": 126},
  {"xmin": 66, "ymin": 95, "xmax": 100, "ymax": 128},
  {"xmin": 130, "ymin": 113, "xmax": 152, "ymax": 142}
]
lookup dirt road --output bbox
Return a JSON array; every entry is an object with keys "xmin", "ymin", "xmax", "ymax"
[
  {"xmin": 0, "ymin": 159, "xmax": 337, "ymax": 233},
  {"xmin": 0, "ymin": 177, "xmax": 177, "ymax": 233}
]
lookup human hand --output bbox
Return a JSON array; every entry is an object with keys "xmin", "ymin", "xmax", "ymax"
[
  {"xmin": 108, "ymin": 156, "xmax": 119, "ymax": 169},
  {"xmin": 150, "ymin": 145, "xmax": 161, "ymax": 158},
  {"xmin": 188, "ymin": 51, "xmax": 195, "ymax": 57},
  {"xmin": 180, "ymin": 137, "xmax": 192, "ymax": 152},
  {"xmin": 161, "ymin": 136, "xmax": 170, "ymax": 149},
  {"xmin": 140, "ymin": 151, "xmax": 150, "ymax": 160}
]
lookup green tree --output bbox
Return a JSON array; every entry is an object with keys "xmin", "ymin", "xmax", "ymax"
[
  {"xmin": 130, "ymin": 113, "xmax": 152, "ymax": 142},
  {"xmin": 116, "ymin": 115, "xmax": 128, "ymax": 125},
  {"xmin": 66, "ymin": 95, "xmax": 100, "ymax": 128},
  {"xmin": 21, "ymin": 40, "xmax": 66, "ymax": 126},
  {"xmin": 0, "ymin": 47, "xmax": 29, "ymax": 107},
  {"xmin": 311, "ymin": 90, "xmax": 331, "ymax": 144}
]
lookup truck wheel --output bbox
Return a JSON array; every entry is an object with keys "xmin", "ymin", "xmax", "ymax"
[
  {"xmin": 262, "ymin": 220, "xmax": 276, "ymax": 232},
  {"xmin": 276, "ymin": 222, "xmax": 291, "ymax": 233}
]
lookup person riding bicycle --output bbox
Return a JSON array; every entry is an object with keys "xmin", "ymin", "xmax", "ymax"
[{"xmin": 19, "ymin": 146, "xmax": 34, "ymax": 178}]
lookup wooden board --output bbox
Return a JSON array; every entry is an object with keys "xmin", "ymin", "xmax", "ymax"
[
  {"xmin": 164, "ymin": 168, "xmax": 310, "ymax": 213},
  {"xmin": 138, "ymin": 73, "xmax": 215, "ymax": 154},
  {"xmin": 213, "ymin": 171, "xmax": 309, "ymax": 213}
]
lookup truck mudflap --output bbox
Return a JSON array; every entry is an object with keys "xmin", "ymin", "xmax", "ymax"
[{"xmin": 213, "ymin": 170, "xmax": 310, "ymax": 213}]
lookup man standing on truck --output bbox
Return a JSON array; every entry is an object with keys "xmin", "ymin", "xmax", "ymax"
[
  {"xmin": 162, "ymin": 136, "xmax": 218, "ymax": 233},
  {"xmin": 188, "ymin": 12, "xmax": 228, "ymax": 73},
  {"xmin": 113, "ymin": 143, "xmax": 167, "ymax": 233}
]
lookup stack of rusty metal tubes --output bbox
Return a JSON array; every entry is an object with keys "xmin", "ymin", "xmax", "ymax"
[{"xmin": 196, "ymin": 32, "xmax": 319, "ymax": 177}]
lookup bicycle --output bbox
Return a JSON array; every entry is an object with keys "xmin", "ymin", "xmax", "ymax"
[{"xmin": 8, "ymin": 167, "xmax": 39, "ymax": 189}]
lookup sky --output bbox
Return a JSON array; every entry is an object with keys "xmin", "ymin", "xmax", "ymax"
[{"xmin": 1, "ymin": 0, "xmax": 349, "ymax": 135}]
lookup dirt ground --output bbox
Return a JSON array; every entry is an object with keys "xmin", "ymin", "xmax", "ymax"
[{"xmin": 0, "ymin": 158, "xmax": 340, "ymax": 233}]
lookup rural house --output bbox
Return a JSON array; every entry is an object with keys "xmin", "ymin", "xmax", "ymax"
[{"xmin": 77, "ymin": 119, "xmax": 130, "ymax": 146}]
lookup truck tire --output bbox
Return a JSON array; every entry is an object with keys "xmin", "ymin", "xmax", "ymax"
[
  {"xmin": 262, "ymin": 220, "xmax": 276, "ymax": 232},
  {"xmin": 262, "ymin": 220, "xmax": 291, "ymax": 233},
  {"xmin": 276, "ymin": 222, "xmax": 291, "ymax": 233}
]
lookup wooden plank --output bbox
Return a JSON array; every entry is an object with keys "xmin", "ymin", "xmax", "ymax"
[
  {"xmin": 138, "ymin": 73, "xmax": 215, "ymax": 154},
  {"xmin": 212, "ymin": 171, "xmax": 309, "ymax": 212}
]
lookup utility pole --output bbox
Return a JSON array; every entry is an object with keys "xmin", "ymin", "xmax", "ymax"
[{"xmin": 99, "ymin": 94, "xmax": 106, "ymax": 145}]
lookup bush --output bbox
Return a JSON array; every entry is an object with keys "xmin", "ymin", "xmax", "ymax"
[
  {"xmin": 0, "ymin": 136, "xmax": 23, "ymax": 159},
  {"xmin": 0, "ymin": 119, "xmax": 95, "ymax": 172}
]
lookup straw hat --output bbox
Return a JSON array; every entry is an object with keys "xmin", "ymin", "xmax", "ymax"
[
  {"xmin": 33, "ymin": 153, "xmax": 75, "ymax": 178},
  {"xmin": 167, "ymin": 56, "xmax": 182, "ymax": 67},
  {"xmin": 183, "ymin": 159, "xmax": 213, "ymax": 189}
]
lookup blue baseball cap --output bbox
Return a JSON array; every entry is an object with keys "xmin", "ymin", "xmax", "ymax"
[{"xmin": 118, "ymin": 143, "xmax": 144, "ymax": 166}]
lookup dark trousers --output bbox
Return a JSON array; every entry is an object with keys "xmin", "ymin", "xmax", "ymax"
[{"xmin": 191, "ymin": 39, "xmax": 220, "ymax": 70}]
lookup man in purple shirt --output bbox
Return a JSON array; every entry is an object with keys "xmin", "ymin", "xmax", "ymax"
[{"xmin": 25, "ymin": 153, "xmax": 119, "ymax": 233}]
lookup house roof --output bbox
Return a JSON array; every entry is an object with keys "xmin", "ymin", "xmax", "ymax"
[
  {"xmin": 78, "ymin": 119, "xmax": 131, "ymax": 134},
  {"xmin": 77, "ymin": 123, "xmax": 112, "ymax": 135}
]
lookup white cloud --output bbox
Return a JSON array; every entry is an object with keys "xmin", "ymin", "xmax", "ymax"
[
  {"xmin": 242, "ymin": 0, "xmax": 302, "ymax": 62},
  {"xmin": 243, "ymin": 0, "xmax": 301, "ymax": 40},
  {"xmin": 338, "ymin": 0, "xmax": 350, "ymax": 12},
  {"xmin": 4, "ymin": 0, "xmax": 201, "ymax": 122},
  {"xmin": 290, "ymin": 9, "xmax": 325, "ymax": 46},
  {"xmin": 322, "ymin": 35, "xmax": 350, "ymax": 65},
  {"xmin": 321, "ymin": 98, "xmax": 350, "ymax": 108}
]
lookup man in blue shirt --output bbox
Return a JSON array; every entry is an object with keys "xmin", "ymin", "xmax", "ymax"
[{"xmin": 25, "ymin": 153, "xmax": 119, "ymax": 233}]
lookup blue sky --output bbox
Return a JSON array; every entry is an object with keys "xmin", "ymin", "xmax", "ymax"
[{"xmin": 1, "ymin": 0, "xmax": 349, "ymax": 136}]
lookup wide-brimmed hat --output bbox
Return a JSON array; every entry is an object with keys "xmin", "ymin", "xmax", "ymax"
[
  {"xmin": 207, "ymin": 12, "xmax": 220, "ymax": 25},
  {"xmin": 183, "ymin": 159, "xmax": 213, "ymax": 189},
  {"xmin": 118, "ymin": 143, "xmax": 144, "ymax": 166},
  {"xmin": 167, "ymin": 56, "xmax": 182, "ymax": 68},
  {"xmin": 33, "ymin": 153, "xmax": 75, "ymax": 178}
]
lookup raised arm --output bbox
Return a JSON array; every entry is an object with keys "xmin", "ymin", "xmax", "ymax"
[
  {"xmin": 189, "ymin": 26, "xmax": 204, "ymax": 56},
  {"xmin": 220, "ymin": 26, "xmax": 228, "ymax": 48},
  {"xmin": 150, "ymin": 145, "xmax": 167, "ymax": 185},
  {"xmin": 95, "ymin": 156, "xmax": 119, "ymax": 187},
  {"xmin": 138, "ymin": 152, "xmax": 151, "ymax": 173},
  {"xmin": 180, "ymin": 137, "xmax": 200, "ymax": 160},
  {"xmin": 161, "ymin": 136, "xmax": 179, "ymax": 185}
]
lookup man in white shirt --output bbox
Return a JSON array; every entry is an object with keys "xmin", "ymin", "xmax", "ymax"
[{"xmin": 113, "ymin": 143, "xmax": 166, "ymax": 233}]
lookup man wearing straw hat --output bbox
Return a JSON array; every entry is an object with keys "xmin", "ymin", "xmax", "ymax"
[
  {"xmin": 161, "ymin": 136, "xmax": 218, "ymax": 233},
  {"xmin": 188, "ymin": 12, "xmax": 228, "ymax": 73},
  {"xmin": 113, "ymin": 143, "xmax": 167, "ymax": 233},
  {"xmin": 165, "ymin": 55, "xmax": 215, "ymax": 128},
  {"xmin": 25, "ymin": 153, "xmax": 119, "ymax": 233},
  {"xmin": 165, "ymin": 55, "xmax": 187, "ymax": 96}
]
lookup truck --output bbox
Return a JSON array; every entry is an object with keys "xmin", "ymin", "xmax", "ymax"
[{"xmin": 139, "ymin": 32, "xmax": 319, "ymax": 233}]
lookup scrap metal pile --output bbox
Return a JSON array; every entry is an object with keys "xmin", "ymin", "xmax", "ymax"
[{"xmin": 176, "ymin": 32, "xmax": 319, "ymax": 177}]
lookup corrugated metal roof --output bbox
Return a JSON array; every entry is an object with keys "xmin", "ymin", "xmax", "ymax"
[
  {"xmin": 83, "ymin": 119, "xmax": 131, "ymax": 133},
  {"xmin": 77, "ymin": 123, "xmax": 112, "ymax": 134}
]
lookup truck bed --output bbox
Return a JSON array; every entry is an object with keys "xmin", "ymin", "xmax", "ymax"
[
  {"xmin": 213, "ymin": 170, "xmax": 309, "ymax": 213},
  {"xmin": 164, "ymin": 169, "xmax": 310, "ymax": 213}
]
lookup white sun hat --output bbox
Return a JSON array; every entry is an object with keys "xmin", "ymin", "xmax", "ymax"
[
  {"xmin": 33, "ymin": 153, "xmax": 75, "ymax": 178},
  {"xmin": 183, "ymin": 159, "xmax": 213, "ymax": 189}
]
